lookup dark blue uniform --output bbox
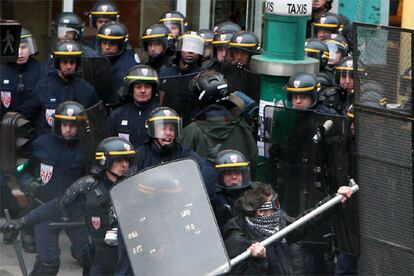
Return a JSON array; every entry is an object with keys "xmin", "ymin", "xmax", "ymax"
[
  {"xmin": 115, "ymin": 140, "xmax": 217, "ymax": 275},
  {"xmin": 108, "ymin": 100, "xmax": 159, "ymax": 148},
  {"xmin": 19, "ymin": 134, "xmax": 89, "ymax": 268},
  {"xmin": 21, "ymin": 71, "xmax": 99, "ymax": 135},
  {"xmin": 107, "ymin": 49, "xmax": 140, "ymax": 94},
  {"xmin": 23, "ymin": 173, "xmax": 119, "ymax": 275},
  {"xmin": 0, "ymin": 58, "xmax": 46, "ymax": 118}
]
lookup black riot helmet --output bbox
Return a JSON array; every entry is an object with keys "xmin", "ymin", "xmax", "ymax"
[
  {"xmin": 324, "ymin": 33, "xmax": 349, "ymax": 66},
  {"xmin": 285, "ymin": 72, "xmax": 321, "ymax": 107},
  {"xmin": 53, "ymin": 12, "xmax": 84, "ymax": 41},
  {"xmin": 52, "ymin": 101, "xmax": 86, "ymax": 140},
  {"xmin": 159, "ymin": 11, "xmax": 187, "ymax": 37},
  {"xmin": 95, "ymin": 137, "xmax": 135, "ymax": 171},
  {"xmin": 120, "ymin": 65, "xmax": 160, "ymax": 101},
  {"xmin": 146, "ymin": 107, "xmax": 182, "ymax": 140},
  {"xmin": 335, "ymin": 56, "xmax": 366, "ymax": 86},
  {"xmin": 312, "ymin": 13, "xmax": 341, "ymax": 40},
  {"xmin": 213, "ymin": 21, "xmax": 242, "ymax": 34},
  {"xmin": 228, "ymin": 31, "xmax": 260, "ymax": 55},
  {"xmin": 141, "ymin": 24, "xmax": 172, "ymax": 53},
  {"xmin": 51, "ymin": 40, "xmax": 83, "ymax": 72},
  {"xmin": 175, "ymin": 31, "xmax": 204, "ymax": 65},
  {"xmin": 97, "ymin": 21, "xmax": 129, "ymax": 56},
  {"xmin": 198, "ymin": 29, "xmax": 214, "ymax": 58},
  {"xmin": 89, "ymin": 1, "xmax": 119, "ymax": 29},
  {"xmin": 189, "ymin": 70, "xmax": 229, "ymax": 107},
  {"xmin": 215, "ymin": 149, "xmax": 251, "ymax": 190},
  {"xmin": 305, "ymin": 38, "xmax": 329, "ymax": 68},
  {"xmin": 212, "ymin": 31, "xmax": 234, "ymax": 62},
  {"xmin": 20, "ymin": 28, "xmax": 38, "ymax": 56}
]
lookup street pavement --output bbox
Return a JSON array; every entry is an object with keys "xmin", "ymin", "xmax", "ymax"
[{"xmin": 0, "ymin": 217, "xmax": 83, "ymax": 276}]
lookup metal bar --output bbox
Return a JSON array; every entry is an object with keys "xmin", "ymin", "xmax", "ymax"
[
  {"xmin": 4, "ymin": 209, "xmax": 28, "ymax": 276},
  {"xmin": 229, "ymin": 182, "xmax": 359, "ymax": 267}
]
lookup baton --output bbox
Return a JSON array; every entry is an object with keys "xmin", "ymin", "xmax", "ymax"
[
  {"xmin": 4, "ymin": 209, "xmax": 28, "ymax": 276},
  {"xmin": 48, "ymin": 221, "xmax": 86, "ymax": 228},
  {"xmin": 209, "ymin": 180, "xmax": 359, "ymax": 275}
]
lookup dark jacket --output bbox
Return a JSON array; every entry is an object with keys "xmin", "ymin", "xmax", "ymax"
[
  {"xmin": 223, "ymin": 214, "xmax": 294, "ymax": 275},
  {"xmin": 107, "ymin": 49, "xmax": 140, "ymax": 95},
  {"xmin": 108, "ymin": 100, "xmax": 159, "ymax": 148},
  {"xmin": 19, "ymin": 134, "xmax": 87, "ymax": 202},
  {"xmin": 21, "ymin": 71, "xmax": 99, "ymax": 135},
  {"xmin": 0, "ymin": 58, "xmax": 46, "ymax": 118}
]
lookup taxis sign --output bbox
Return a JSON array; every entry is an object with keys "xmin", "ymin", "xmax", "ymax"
[{"xmin": 265, "ymin": 0, "xmax": 312, "ymax": 16}]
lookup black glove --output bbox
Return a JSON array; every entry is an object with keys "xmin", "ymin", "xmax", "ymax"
[
  {"xmin": 22, "ymin": 177, "xmax": 42, "ymax": 197},
  {"xmin": 0, "ymin": 217, "xmax": 26, "ymax": 239}
]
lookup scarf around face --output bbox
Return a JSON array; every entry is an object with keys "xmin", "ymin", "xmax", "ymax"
[{"xmin": 245, "ymin": 211, "xmax": 282, "ymax": 237}]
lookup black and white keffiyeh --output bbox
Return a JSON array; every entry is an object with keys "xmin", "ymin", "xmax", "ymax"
[{"xmin": 245, "ymin": 211, "xmax": 282, "ymax": 236}]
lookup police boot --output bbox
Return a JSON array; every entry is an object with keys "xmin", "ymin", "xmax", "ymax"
[
  {"xmin": 30, "ymin": 261, "xmax": 59, "ymax": 276},
  {"xmin": 21, "ymin": 227, "xmax": 37, "ymax": 253}
]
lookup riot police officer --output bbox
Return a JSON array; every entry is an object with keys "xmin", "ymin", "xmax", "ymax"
[
  {"xmin": 15, "ymin": 101, "xmax": 90, "ymax": 275},
  {"xmin": 286, "ymin": 72, "xmax": 332, "ymax": 114},
  {"xmin": 198, "ymin": 29, "xmax": 215, "ymax": 69},
  {"xmin": 84, "ymin": 0, "xmax": 120, "ymax": 50},
  {"xmin": 159, "ymin": 11, "xmax": 186, "ymax": 38},
  {"xmin": 141, "ymin": 23, "xmax": 173, "ymax": 72},
  {"xmin": 324, "ymin": 33, "xmax": 349, "ymax": 67},
  {"xmin": 115, "ymin": 106, "xmax": 217, "ymax": 275},
  {"xmin": 97, "ymin": 21, "xmax": 140, "ymax": 96},
  {"xmin": 213, "ymin": 21, "xmax": 242, "ymax": 34},
  {"xmin": 182, "ymin": 70, "xmax": 257, "ymax": 168},
  {"xmin": 22, "ymin": 40, "xmax": 99, "ymax": 135},
  {"xmin": 1, "ymin": 28, "xmax": 45, "ymax": 118},
  {"xmin": 209, "ymin": 30, "xmax": 235, "ymax": 72},
  {"xmin": 221, "ymin": 30, "xmax": 261, "ymax": 103},
  {"xmin": 52, "ymin": 12, "xmax": 98, "ymax": 57},
  {"xmin": 212, "ymin": 149, "xmax": 252, "ymax": 231},
  {"xmin": 312, "ymin": 12, "xmax": 342, "ymax": 41},
  {"xmin": 108, "ymin": 65, "xmax": 160, "ymax": 148},
  {"xmin": 160, "ymin": 31, "xmax": 205, "ymax": 124},
  {"xmin": 0, "ymin": 137, "xmax": 136, "ymax": 275}
]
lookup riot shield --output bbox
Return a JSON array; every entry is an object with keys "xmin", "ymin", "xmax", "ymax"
[
  {"xmin": 263, "ymin": 106, "xmax": 349, "ymax": 217},
  {"xmin": 111, "ymin": 159, "xmax": 230, "ymax": 275},
  {"xmin": 221, "ymin": 63, "xmax": 261, "ymax": 103},
  {"xmin": 80, "ymin": 57, "xmax": 114, "ymax": 105},
  {"xmin": 78, "ymin": 100, "xmax": 110, "ymax": 170},
  {"xmin": 160, "ymin": 72, "xmax": 202, "ymax": 125},
  {"xmin": 1, "ymin": 112, "xmax": 36, "ymax": 176}
]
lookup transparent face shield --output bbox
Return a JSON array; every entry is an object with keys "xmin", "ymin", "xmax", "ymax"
[
  {"xmin": 148, "ymin": 118, "xmax": 183, "ymax": 139},
  {"xmin": 20, "ymin": 35, "xmax": 38, "ymax": 56},
  {"xmin": 325, "ymin": 41, "xmax": 345, "ymax": 65},
  {"xmin": 178, "ymin": 35, "xmax": 204, "ymax": 55},
  {"xmin": 217, "ymin": 167, "xmax": 251, "ymax": 190},
  {"xmin": 57, "ymin": 26, "xmax": 80, "ymax": 40},
  {"xmin": 162, "ymin": 20, "xmax": 184, "ymax": 36}
]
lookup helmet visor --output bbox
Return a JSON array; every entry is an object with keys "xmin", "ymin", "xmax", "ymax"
[
  {"xmin": 178, "ymin": 35, "xmax": 204, "ymax": 55},
  {"xmin": 325, "ymin": 42, "xmax": 344, "ymax": 65},
  {"xmin": 20, "ymin": 35, "xmax": 38, "ymax": 56},
  {"xmin": 217, "ymin": 166, "xmax": 250, "ymax": 190},
  {"xmin": 57, "ymin": 26, "xmax": 80, "ymax": 40},
  {"xmin": 148, "ymin": 117, "xmax": 182, "ymax": 139}
]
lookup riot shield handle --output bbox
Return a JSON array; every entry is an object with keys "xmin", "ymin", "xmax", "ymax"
[{"xmin": 211, "ymin": 180, "xmax": 359, "ymax": 273}]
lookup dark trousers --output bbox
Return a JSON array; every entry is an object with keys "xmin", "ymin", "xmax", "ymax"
[
  {"xmin": 334, "ymin": 252, "xmax": 358, "ymax": 276},
  {"xmin": 34, "ymin": 221, "xmax": 89, "ymax": 266}
]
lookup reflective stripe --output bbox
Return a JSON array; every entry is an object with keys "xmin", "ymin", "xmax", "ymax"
[
  {"xmin": 286, "ymin": 86, "xmax": 315, "ymax": 92},
  {"xmin": 313, "ymin": 23, "xmax": 339, "ymax": 28},
  {"xmin": 95, "ymin": 150, "xmax": 136, "ymax": 160},
  {"xmin": 229, "ymin": 42, "xmax": 257, "ymax": 47},
  {"xmin": 90, "ymin": 11, "xmax": 118, "ymax": 15},
  {"xmin": 178, "ymin": 34, "xmax": 204, "ymax": 41},
  {"xmin": 54, "ymin": 114, "xmax": 86, "ymax": 120},
  {"xmin": 148, "ymin": 116, "xmax": 180, "ymax": 122},
  {"xmin": 126, "ymin": 76, "xmax": 158, "ymax": 81},
  {"xmin": 160, "ymin": 17, "xmax": 184, "ymax": 22},
  {"xmin": 305, "ymin": 48, "xmax": 321, "ymax": 53},
  {"xmin": 336, "ymin": 66, "xmax": 366, "ymax": 72},
  {"xmin": 212, "ymin": 40, "xmax": 230, "ymax": 45},
  {"xmin": 21, "ymin": 34, "xmax": 32, "ymax": 38},
  {"xmin": 53, "ymin": 51, "xmax": 82, "ymax": 55},
  {"xmin": 97, "ymin": 34, "xmax": 128, "ymax": 39},
  {"xmin": 142, "ymin": 33, "xmax": 167, "ymax": 39},
  {"xmin": 215, "ymin": 162, "xmax": 249, "ymax": 168}
]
